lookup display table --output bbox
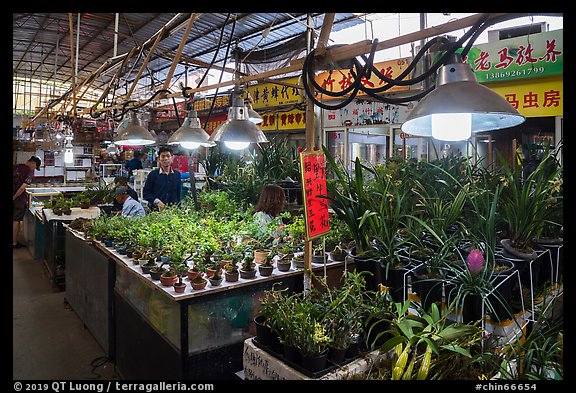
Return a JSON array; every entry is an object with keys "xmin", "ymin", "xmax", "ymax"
[
  {"xmin": 43, "ymin": 207, "xmax": 101, "ymax": 289},
  {"xmin": 64, "ymin": 229, "xmax": 115, "ymax": 357},
  {"xmin": 88, "ymin": 239, "xmax": 350, "ymax": 380},
  {"xmin": 242, "ymin": 338, "xmax": 383, "ymax": 380}
]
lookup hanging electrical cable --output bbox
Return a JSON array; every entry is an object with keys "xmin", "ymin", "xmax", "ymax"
[{"xmin": 300, "ymin": 13, "xmax": 494, "ymax": 110}]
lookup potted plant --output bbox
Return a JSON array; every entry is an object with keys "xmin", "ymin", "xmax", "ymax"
[
  {"xmin": 224, "ymin": 262, "xmax": 239, "ymax": 282},
  {"xmin": 258, "ymin": 253, "xmax": 274, "ymax": 277},
  {"xmin": 205, "ymin": 258, "xmax": 222, "ymax": 279},
  {"xmin": 293, "ymin": 302, "xmax": 332, "ymax": 372},
  {"xmin": 328, "ymin": 242, "xmax": 347, "ymax": 262},
  {"xmin": 240, "ymin": 254, "xmax": 257, "ymax": 279},
  {"xmin": 160, "ymin": 268, "xmax": 178, "ymax": 287},
  {"xmin": 311, "ymin": 240, "xmax": 325, "ymax": 264},
  {"xmin": 190, "ymin": 275, "xmax": 208, "ymax": 290},
  {"xmin": 291, "ymin": 252, "xmax": 304, "ymax": 269},
  {"xmin": 149, "ymin": 263, "xmax": 167, "ymax": 280},
  {"xmin": 187, "ymin": 262, "xmax": 204, "ymax": 281},
  {"xmin": 172, "ymin": 262, "xmax": 188, "ymax": 294},
  {"xmin": 77, "ymin": 193, "xmax": 92, "ymax": 209},
  {"xmin": 499, "ymin": 149, "xmax": 562, "ymax": 260},
  {"xmin": 208, "ymin": 268, "xmax": 223, "ymax": 286},
  {"xmin": 444, "ymin": 246, "xmax": 516, "ymax": 324}
]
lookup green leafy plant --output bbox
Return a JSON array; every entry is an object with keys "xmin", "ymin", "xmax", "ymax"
[{"xmin": 499, "ymin": 147, "xmax": 562, "ymax": 253}]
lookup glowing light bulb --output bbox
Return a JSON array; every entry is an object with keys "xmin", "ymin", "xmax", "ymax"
[
  {"xmin": 224, "ymin": 141, "xmax": 250, "ymax": 150},
  {"xmin": 64, "ymin": 142, "xmax": 74, "ymax": 164},
  {"xmin": 180, "ymin": 142, "xmax": 201, "ymax": 150},
  {"xmin": 431, "ymin": 113, "xmax": 472, "ymax": 141}
]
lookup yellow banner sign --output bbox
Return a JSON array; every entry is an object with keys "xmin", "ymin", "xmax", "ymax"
[
  {"xmin": 487, "ymin": 75, "xmax": 562, "ymax": 118},
  {"xmin": 314, "ymin": 57, "xmax": 412, "ymax": 98},
  {"xmin": 247, "ymin": 77, "xmax": 303, "ymax": 109},
  {"xmin": 259, "ymin": 108, "xmax": 306, "ymax": 131}
]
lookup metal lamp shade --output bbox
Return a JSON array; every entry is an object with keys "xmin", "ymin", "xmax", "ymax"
[
  {"xmin": 402, "ymin": 60, "xmax": 525, "ymax": 139},
  {"xmin": 246, "ymin": 102, "xmax": 263, "ymax": 124},
  {"xmin": 167, "ymin": 110, "xmax": 215, "ymax": 148},
  {"xmin": 114, "ymin": 111, "xmax": 156, "ymax": 146},
  {"xmin": 208, "ymin": 98, "xmax": 268, "ymax": 146}
]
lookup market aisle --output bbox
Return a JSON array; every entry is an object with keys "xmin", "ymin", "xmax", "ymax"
[{"xmin": 12, "ymin": 246, "xmax": 120, "ymax": 380}]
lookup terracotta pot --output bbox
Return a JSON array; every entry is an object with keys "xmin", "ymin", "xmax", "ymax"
[
  {"xmin": 191, "ymin": 278, "xmax": 208, "ymax": 290},
  {"xmin": 254, "ymin": 249, "xmax": 271, "ymax": 264},
  {"xmin": 173, "ymin": 282, "xmax": 186, "ymax": 294},
  {"xmin": 160, "ymin": 274, "xmax": 178, "ymax": 287},
  {"xmin": 187, "ymin": 269, "xmax": 203, "ymax": 281}
]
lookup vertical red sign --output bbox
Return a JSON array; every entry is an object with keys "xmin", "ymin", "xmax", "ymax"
[{"xmin": 299, "ymin": 150, "xmax": 331, "ymax": 240}]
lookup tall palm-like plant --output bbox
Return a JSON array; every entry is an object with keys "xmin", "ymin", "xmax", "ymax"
[
  {"xmin": 324, "ymin": 147, "xmax": 375, "ymax": 258},
  {"xmin": 499, "ymin": 147, "xmax": 563, "ymax": 254}
]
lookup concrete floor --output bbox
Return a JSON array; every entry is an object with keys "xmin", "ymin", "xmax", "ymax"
[{"xmin": 13, "ymin": 245, "xmax": 120, "ymax": 380}]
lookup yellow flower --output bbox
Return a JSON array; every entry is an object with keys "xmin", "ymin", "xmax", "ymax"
[{"xmin": 312, "ymin": 322, "xmax": 330, "ymax": 345}]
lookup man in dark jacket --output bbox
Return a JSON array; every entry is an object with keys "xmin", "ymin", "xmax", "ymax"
[
  {"xmin": 143, "ymin": 147, "xmax": 182, "ymax": 210},
  {"xmin": 13, "ymin": 156, "xmax": 41, "ymax": 248},
  {"xmin": 125, "ymin": 150, "xmax": 144, "ymax": 178}
]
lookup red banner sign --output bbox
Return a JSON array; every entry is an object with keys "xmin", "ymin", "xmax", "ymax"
[{"xmin": 299, "ymin": 150, "xmax": 330, "ymax": 240}]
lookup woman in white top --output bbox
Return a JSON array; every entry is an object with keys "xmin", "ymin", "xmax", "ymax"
[{"xmin": 253, "ymin": 184, "xmax": 286, "ymax": 237}]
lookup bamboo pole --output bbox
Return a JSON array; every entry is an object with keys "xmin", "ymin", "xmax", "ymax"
[
  {"xmin": 125, "ymin": 26, "xmax": 167, "ymax": 100},
  {"xmin": 68, "ymin": 13, "xmax": 76, "ymax": 119},
  {"xmin": 40, "ymin": 13, "xmax": 524, "ymax": 118},
  {"xmin": 162, "ymin": 14, "xmax": 200, "ymax": 93}
]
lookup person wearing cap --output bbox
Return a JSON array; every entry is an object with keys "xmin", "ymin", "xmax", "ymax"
[
  {"xmin": 114, "ymin": 186, "xmax": 146, "ymax": 218},
  {"xmin": 13, "ymin": 156, "xmax": 41, "ymax": 248},
  {"xmin": 111, "ymin": 175, "xmax": 139, "ymax": 215}
]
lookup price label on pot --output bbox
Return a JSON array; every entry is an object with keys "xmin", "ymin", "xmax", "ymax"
[{"xmin": 300, "ymin": 150, "xmax": 330, "ymax": 240}]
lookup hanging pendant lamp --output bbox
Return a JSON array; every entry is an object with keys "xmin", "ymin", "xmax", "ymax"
[
  {"xmin": 168, "ymin": 109, "xmax": 215, "ymax": 149},
  {"xmin": 114, "ymin": 111, "xmax": 156, "ymax": 146},
  {"xmin": 208, "ymin": 86, "xmax": 268, "ymax": 150},
  {"xmin": 401, "ymin": 53, "xmax": 525, "ymax": 141}
]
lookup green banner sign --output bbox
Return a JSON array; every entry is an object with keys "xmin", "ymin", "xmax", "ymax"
[{"xmin": 464, "ymin": 29, "xmax": 562, "ymax": 83}]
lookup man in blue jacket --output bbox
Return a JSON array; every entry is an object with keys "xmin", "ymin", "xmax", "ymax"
[{"xmin": 143, "ymin": 146, "xmax": 182, "ymax": 210}]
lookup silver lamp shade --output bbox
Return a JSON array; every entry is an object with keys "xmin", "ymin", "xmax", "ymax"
[
  {"xmin": 246, "ymin": 100, "xmax": 263, "ymax": 124},
  {"xmin": 402, "ymin": 54, "xmax": 525, "ymax": 141},
  {"xmin": 167, "ymin": 110, "xmax": 215, "ymax": 149},
  {"xmin": 114, "ymin": 111, "xmax": 156, "ymax": 146},
  {"xmin": 208, "ymin": 89, "xmax": 268, "ymax": 150}
]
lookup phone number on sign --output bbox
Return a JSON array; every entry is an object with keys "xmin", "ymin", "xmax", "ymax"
[{"xmin": 483, "ymin": 67, "xmax": 546, "ymax": 80}]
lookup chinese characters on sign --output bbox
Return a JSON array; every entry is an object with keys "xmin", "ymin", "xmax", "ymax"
[
  {"xmin": 299, "ymin": 151, "xmax": 330, "ymax": 240},
  {"xmin": 315, "ymin": 57, "xmax": 412, "ymax": 98},
  {"xmin": 487, "ymin": 76, "xmax": 562, "ymax": 117},
  {"xmin": 464, "ymin": 30, "xmax": 562, "ymax": 83},
  {"xmin": 247, "ymin": 76, "xmax": 303, "ymax": 109}
]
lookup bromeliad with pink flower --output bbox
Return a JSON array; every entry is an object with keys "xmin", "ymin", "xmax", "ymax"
[{"xmin": 466, "ymin": 248, "xmax": 484, "ymax": 276}]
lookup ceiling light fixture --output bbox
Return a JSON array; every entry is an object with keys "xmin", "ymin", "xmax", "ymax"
[
  {"xmin": 114, "ymin": 111, "xmax": 156, "ymax": 146},
  {"xmin": 245, "ymin": 95, "xmax": 263, "ymax": 124},
  {"xmin": 64, "ymin": 140, "xmax": 74, "ymax": 164},
  {"xmin": 401, "ymin": 53, "xmax": 525, "ymax": 141},
  {"xmin": 208, "ymin": 86, "xmax": 268, "ymax": 150},
  {"xmin": 167, "ymin": 109, "xmax": 215, "ymax": 149}
]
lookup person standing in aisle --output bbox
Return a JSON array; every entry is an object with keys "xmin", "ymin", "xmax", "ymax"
[
  {"xmin": 143, "ymin": 146, "xmax": 182, "ymax": 210},
  {"xmin": 125, "ymin": 150, "xmax": 144, "ymax": 179},
  {"xmin": 252, "ymin": 184, "xmax": 287, "ymax": 238},
  {"xmin": 114, "ymin": 186, "xmax": 146, "ymax": 218},
  {"xmin": 12, "ymin": 156, "xmax": 41, "ymax": 248}
]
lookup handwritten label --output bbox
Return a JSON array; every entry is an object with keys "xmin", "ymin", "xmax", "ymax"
[{"xmin": 299, "ymin": 151, "xmax": 330, "ymax": 240}]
